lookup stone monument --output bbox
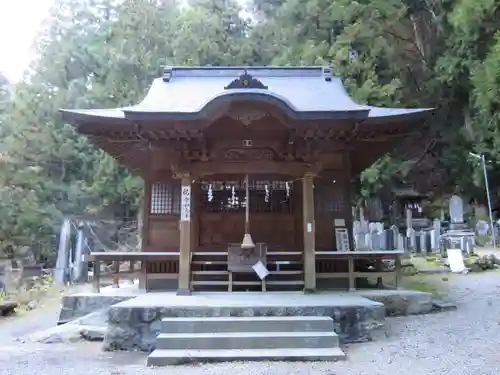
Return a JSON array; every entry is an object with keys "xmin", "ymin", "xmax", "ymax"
[
  {"xmin": 475, "ymin": 220, "xmax": 489, "ymax": 236},
  {"xmin": 449, "ymin": 195, "xmax": 466, "ymax": 229},
  {"xmin": 442, "ymin": 195, "xmax": 475, "ymax": 254}
]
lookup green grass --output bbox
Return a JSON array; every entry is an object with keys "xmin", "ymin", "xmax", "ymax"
[
  {"xmin": 0, "ymin": 274, "xmax": 58, "ymax": 312},
  {"xmin": 401, "ymin": 275, "xmax": 446, "ymax": 297}
]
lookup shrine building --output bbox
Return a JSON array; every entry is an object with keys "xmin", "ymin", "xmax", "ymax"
[{"xmin": 61, "ymin": 66, "xmax": 434, "ymax": 295}]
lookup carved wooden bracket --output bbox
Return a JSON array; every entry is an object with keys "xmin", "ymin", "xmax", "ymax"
[{"xmin": 171, "ymin": 162, "xmax": 190, "ymax": 180}]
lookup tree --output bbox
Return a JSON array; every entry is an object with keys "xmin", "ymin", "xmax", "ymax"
[
  {"xmin": 2, "ymin": 0, "xmax": 500, "ymax": 258},
  {"xmin": 0, "ymin": 73, "xmax": 11, "ymax": 113}
]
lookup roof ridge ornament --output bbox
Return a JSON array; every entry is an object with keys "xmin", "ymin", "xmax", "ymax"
[{"xmin": 224, "ymin": 69, "xmax": 268, "ymax": 90}]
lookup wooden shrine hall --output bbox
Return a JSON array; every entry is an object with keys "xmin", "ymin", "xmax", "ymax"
[{"xmin": 61, "ymin": 66, "xmax": 434, "ymax": 295}]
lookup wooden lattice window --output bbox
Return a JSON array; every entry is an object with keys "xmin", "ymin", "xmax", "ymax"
[
  {"xmin": 150, "ymin": 183, "xmax": 181, "ymax": 215},
  {"xmin": 315, "ymin": 182, "xmax": 346, "ymax": 215}
]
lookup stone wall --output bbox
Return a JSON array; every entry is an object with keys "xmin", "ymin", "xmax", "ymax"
[
  {"xmin": 58, "ymin": 294, "xmax": 136, "ymax": 324},
  {"xmin": 103, "ymin": 303, "xmax": 386, "ymax": 351}
]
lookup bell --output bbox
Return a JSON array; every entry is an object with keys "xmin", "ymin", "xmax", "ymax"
[{"xmin": 241, "ymin": 233, "xmax": 255, "ymax": 249}]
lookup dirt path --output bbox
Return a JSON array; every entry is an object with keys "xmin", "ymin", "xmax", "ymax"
[
  {"xmin": 1, "ymin": 274, "xmax": 500, "ymax": 375},
  {"xmin": 0, "ymin": 284, "xmax": 89, "ymax": 341}
]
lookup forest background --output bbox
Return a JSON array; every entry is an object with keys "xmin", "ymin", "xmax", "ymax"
[{"xmin": 0, "ymin": 0, "xmax": 499, "ymax": 259}]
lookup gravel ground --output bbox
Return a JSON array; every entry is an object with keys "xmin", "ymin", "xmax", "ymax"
[{"xmin": 1, "ymin": 272, "xmax": 500, "ymax": 375}]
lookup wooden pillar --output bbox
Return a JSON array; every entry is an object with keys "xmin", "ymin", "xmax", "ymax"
[
  {"xmin": 395, "ymin": 255, "xmax": 402, "ymax": 288},
  {"xmin": 344, "ymin": 152, "xmax": 355, "ymax": 251},
  {"xmin": 302, "ymin": 172, "xmax": 316, "ymax": 293},
  {"xmin": 347, "ymin": 256, "xmax": 356, "ymax": 291},
  {"xmin": 139, "ymin": 181, "xmax": 151, "ymax": 291},
  {"xmin": 92, "ymin": 260, "xmax": 100, "ymax": 293},
  {"xmin": 177, "ymin": 175, "xmax": 192, "ymax": 295},
  {"xmin": 112, "ymin": 260, "xmax": 120, "ymax": 288}
]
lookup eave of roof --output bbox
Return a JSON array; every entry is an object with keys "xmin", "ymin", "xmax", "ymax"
[{"xmin": 60, "ymin": 66, "xmax": 435, "ymax": 124}]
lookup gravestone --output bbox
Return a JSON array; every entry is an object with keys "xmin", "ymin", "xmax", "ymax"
[
  {"xmin": 449, "ymin": 195, "xmax": 464, "ymax": 224},
  {"xmin": 415, "ymin": 231, "xmax": 422, "ymax": 253},
  {"xmin": 420, "ymin": 231, "xmax": 428, "ymax": 253},
  {"xmin": 443, "ymin": 195, "xmax": 475, "ymax": 253},
  {"xmin": 476, "ymin": 220, "xmax": 489, "ymax": 236},
  {"xmin": 390, "ymin": 225, "xmax": 399, "ymax": 250},
  {"xmin": 396, "ymin": 233, "xmax": 405, "ymax": 250},
  {"xmin": 364, "ymin": 233, "xmax": 371, "ymax": 250},
  {"xmin": 17, "ymin": 246, "xmax": 36, "ymax": 267},
  {"xmin": 385, "ymin": 229, "xmax": 394, "ymax": 250},
  {"xmin": 431, "ymin": 219, "xmax": 441, "ymax": 252},
  {"xmin": 0, "ymin": 260, "xmax": 12, "ymax": 292},
  {"xmin": 371, "ymin": 232, "xmax": 381, "ymax": 250},
  {"xmin": 355, "ymin": 234, "xmax": 368, "ymax": 250},
  {"xmin": 366, "ymin": 198, "xmax": 383, "ymax": 221},
  {"xmin": 406, "ymin": 227, "xmax": 416, "ymax": 251}
]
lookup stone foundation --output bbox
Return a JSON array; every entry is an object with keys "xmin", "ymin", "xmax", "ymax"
[
  {"xmin": 58, "ymin": 287, "xmax": 138, "ymax": 324},
  {"xmin": 103, "ymin": 293, "xmax": 386, "ymax": 351},
  {"xmin": 355, "ymin": 289, "xmax": 433, "ymax": 316},
  {"xmin": 56, "ymin": 288, "xmax": 436, "ymax": 352}
]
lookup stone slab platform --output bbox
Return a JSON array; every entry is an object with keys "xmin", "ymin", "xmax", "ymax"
[
  {"xmin": 104, "ymin": 292, "xmax": 386, "ymax": 351},
  {"xmin": 56, "ymin": 287, "xmax": 434, "ymax": 352},
  {"xmin": 147, "ymin": 348, "xmax": 346, "ymax": 365},
  {"xmin": 58, "ymin": 284, "xmax": 140, "ymax": 324},
  {"xmin": 353, "ymin": 289, "xmax": 433, "ymax": 316}
]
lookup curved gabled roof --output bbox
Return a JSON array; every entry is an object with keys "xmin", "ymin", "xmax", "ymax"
[{"xmin": 60, "ymin": 66, "xmax": 434, "ymax": 124}]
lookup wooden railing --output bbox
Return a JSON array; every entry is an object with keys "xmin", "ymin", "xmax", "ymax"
[
  {"xmin": 190, "ymin": 248, "xmax": 304, "ymax": 292},
  {"xmin": 85, "ymin": 252, "xmax": 179, "ymax": 293},
  {"xmin": 85, "ymin": 249, "xmax": 403, "ymax": 293},
  {"xmin": 315, "ymin": 250, "xmax": 404, "ymax": 291}
]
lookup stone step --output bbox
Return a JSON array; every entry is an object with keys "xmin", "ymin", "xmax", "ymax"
[
  {"xmin": 161, "ymin": 316, "xmax": 333, "ymax": 333},
  {"xmin": 155, "ymin": 331, "xmax": 338, "ymax": 350},
  {"xmin": 147, "ymin": 347, "xmax": 346, "ymax": 366}
]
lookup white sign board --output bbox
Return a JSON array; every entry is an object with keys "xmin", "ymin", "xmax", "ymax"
[
  {"xmin": 335, "ymin": 228, "xmax": 350, "ymax": 251},
  {"xmin": 334, "ymin": 218, "xmax": 345, "ymax": 227},
  {"xmin": 180, "ymin": 185, "xmax": 191, "ymax": 221},
  {"xmin": 446, "ymin": 249, "xmax": 466, "ymax": 273},
  {"xmin": 252, "ymin": 261, "xmax": 269, "ymax": 280}
]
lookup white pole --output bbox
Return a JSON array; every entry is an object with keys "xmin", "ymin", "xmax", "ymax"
[{"xmin": 481, "ymin": 154, "xmax": 496, "ymax": 250}]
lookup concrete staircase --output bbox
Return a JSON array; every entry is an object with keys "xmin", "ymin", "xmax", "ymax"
[{"xmin": 147, "ymin": 316, "xmax": 345, "ymax": 366}]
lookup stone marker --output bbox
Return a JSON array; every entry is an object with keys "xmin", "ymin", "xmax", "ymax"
[
  {"xmin": 476, "ymin": 220, "xmax": 489, "ymax": 236},
  {"xmin": 449, "ymin": 195, "xmax": 464, "ymax": 224}
]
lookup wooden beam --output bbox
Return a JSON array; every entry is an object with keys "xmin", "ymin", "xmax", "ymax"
[
  {"xmin": 185, "ymin": 161, "xmax": 323, "ymax": 179},
  {"xmin": 356, "ymin": 131, "xmax": 422, "ymax": 142},
  {"xmin": 90, "ymin": 138, "xmax": 151, "ymax": 178}
]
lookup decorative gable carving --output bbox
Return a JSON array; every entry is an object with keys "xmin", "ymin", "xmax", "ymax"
[
  {"xmin": 227, "ymin": 108, "xmax": 267, "ymax": 126},
  {"xmin": 222, "ymin": 148, "xmax": 275, "ymax": 162},
  {"xmin": 224, "ymin": 70, "xmax": 268, "ymax": 90}
]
